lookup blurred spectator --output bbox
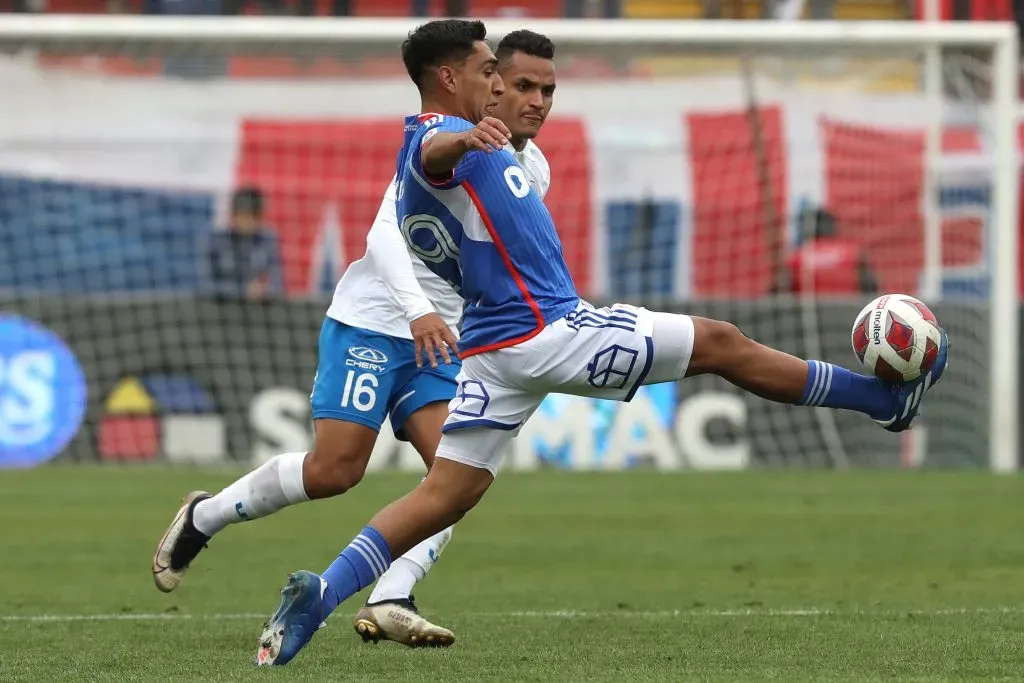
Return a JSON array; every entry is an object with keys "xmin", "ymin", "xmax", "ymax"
[
  {"xmin": 144, "ymin": 0, "xmax": 222, "ymax": 14},
  {"xmin": 787, "ymin": 207, "xmax": 878, "ymax": 295},
  {"xmin": 564, "ymin": 0, "xmax": 621, "ymax": 17},
  {"xmin": 411, "ymin": 0, "xmax": 465, "ymax": 15},
  {"xmin": 914, "ymin": 0, "xmax": 1012, "ymax": 20},
  {"xmin": 703, "ymin": 0, "xmax": 833, "ymax": 19},
  {"xmin": 702, "ymin": 0, "xmax": 723, "ymax": 18},
  {"xmin": 205, "ymin": 187, "xmax": 283, "ymax": 301},
  {"xmin": 5, "ymin": 0, "xmax": 43, "ymax": 12},
  {"xmin": 766, "ymin": 0, "xmax": 835, "ymax": 19},
  {"xmin": 1017, "ymin": 0, "xmax": 1024, "ymax": 42}
]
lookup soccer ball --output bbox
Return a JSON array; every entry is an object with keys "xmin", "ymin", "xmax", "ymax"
[{"xmin": 851, "ymin": 294, "xmax": 942, "ymax": 384}]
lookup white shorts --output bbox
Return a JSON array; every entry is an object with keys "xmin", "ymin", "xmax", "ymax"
[{"xmin": 436, "ymin": 301, "xmax": 696, "ymax": 475}]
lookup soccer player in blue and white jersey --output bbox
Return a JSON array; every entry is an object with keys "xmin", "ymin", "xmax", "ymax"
[
  {"xmin": 254, "ymin": 19, "xmax": 949, "ymax": 666},
  {"xmin": 153, "ymin": 28, "xmax": 557, "ymax": 651}
]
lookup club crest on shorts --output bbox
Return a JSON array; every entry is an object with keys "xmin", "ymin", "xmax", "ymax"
[{"xmin": 587, "ymin": 345, "xmax": 639, "ymax": 390}]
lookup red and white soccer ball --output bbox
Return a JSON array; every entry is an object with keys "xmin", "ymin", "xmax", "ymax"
[{"xmin": 851, "ymin": 294, "xmax": 942, "ymax": 384}]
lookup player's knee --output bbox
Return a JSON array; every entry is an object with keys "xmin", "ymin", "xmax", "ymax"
[
  {"xmin": 302, "ymin": 443, "xmax": 369, "ymax": 499},
  {"xmin": 420, "ymin": 462, "xmax": 492, "ymax": 523},
  {"xmin": 425, "ymin": 483, "xmax": 483, "ymax": 525},
  {"xmin": 688, "ymin": 317, "xmax": 752, "ymax": 376},
  {"xmin": 446, "ymin": 476, "xmax": 490, "ymax": 520}
]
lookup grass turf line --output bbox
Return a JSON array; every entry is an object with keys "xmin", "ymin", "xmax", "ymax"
[{"xmin": 1, "ymin": 467, "xmax": 1023, "ymax": 681}]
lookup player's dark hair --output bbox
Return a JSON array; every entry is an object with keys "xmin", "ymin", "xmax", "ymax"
[
  {"xmin": 231, "ymin": 186, "xmax": 263, "ymax": 216},
  {"xmin": 402, "ymin": 19, "xmax": 488, "ymax": 90},
  {"xmin": 495, "ymin": 29, "xmax": 555, "ymax": 64}
]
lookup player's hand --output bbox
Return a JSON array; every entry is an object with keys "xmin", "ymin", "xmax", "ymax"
[
  {"xmin": 460, "ymin": 117, "xmax": 511, "ymax": 154},
  {"xmin": 410, "ymin": 312, "xmax": 459, "ymax": 369}
]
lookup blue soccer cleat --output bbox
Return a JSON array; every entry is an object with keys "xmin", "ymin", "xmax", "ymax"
[
  {"xmin": 876, "ymin": 328, "xmax": 949, "ymax": 433},
  {"xmin": 255, "ymin": 571, "xmax": 325, "ymax": 666}
]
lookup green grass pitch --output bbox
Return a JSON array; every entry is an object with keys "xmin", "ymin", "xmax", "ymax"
[{"xmin": 2, "ymin": 467, "xmax": 1024, "ymax": 682}]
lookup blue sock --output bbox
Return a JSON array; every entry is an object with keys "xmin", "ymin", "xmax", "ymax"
[
  {"xmin": 320, "ymin": 526, "xmax": 392, "ymax": 617},
  {"xmin": 798, "ymin": 360, "xmax": 894, "ymax": 420}
]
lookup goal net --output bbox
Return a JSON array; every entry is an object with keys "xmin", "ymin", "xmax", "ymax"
[{"xmin": 0, "ymin": 17, "xmax": 1016, "ymax": 471}]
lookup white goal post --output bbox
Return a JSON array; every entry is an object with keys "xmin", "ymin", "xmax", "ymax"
[{"xmin": 0, "ymin": 16, "xmax": 1016, "ymax": 471}]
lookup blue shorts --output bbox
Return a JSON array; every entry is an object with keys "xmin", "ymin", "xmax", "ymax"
[{"xmin": 310, "ymin": 318, "xmax": 461, "ymax": 439}]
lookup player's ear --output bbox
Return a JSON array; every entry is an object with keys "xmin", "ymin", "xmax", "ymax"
[{"xmin": 436, "ymin": 65, "xmax": 458, "ymax": 96}]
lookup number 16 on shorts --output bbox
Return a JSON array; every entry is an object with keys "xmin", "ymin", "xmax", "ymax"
[{"xmin": 341, "ymin": 370, "xmax": 378, "ymax": 412}]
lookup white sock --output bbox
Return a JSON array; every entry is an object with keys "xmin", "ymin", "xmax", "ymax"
[
  {"xmin": 368, "ymin": 525, "xmax": 453, "ymax": 604},
  {"xmin": 191, "ymin": 452, "xmax": 308, "ymax": 537}
]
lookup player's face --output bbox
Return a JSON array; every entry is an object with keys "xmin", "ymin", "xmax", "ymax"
[
  {"xmin": 454, "ymin": 41, "xmax": 504, "ymax": 124},
  {"xmin": 495, "ymin": 51, "xmax": 556, "ymax": 142}
]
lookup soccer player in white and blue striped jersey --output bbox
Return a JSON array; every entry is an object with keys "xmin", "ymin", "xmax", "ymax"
[{"xmin": 254, "ymin": 19, "xmax": 949, "ymax": 666}]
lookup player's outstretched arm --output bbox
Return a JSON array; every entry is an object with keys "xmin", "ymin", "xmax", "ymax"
[{"xmin": 421, "ymin": 117, "xmax": 511, "ymax": 176}]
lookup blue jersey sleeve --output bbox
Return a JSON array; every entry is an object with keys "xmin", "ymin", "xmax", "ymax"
[{"xmin": 410, "ymin": 115, "xmax": 479, "ymax": 191}]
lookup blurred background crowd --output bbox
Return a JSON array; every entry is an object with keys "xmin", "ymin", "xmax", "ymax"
[{"xmin": 0, "ymin": 0, "xmax": 1018, "ymax": 28}]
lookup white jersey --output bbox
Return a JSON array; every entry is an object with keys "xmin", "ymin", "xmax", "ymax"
[{"xmin": 327, "ymin": 139, "xmax": 551, "ymax": 339}]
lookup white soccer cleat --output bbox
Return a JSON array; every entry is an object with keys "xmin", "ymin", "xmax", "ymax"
[
  {"xmin": 353, "ymin": 597, "xmax": 455, "ymax": 648},
  {"xmin": 152, "ymin": 490, "xmax": 212, "ymax": 593}
]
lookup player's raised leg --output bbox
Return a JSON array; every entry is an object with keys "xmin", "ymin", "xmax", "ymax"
[{"xmin": 663, "ymin": 313, "xmax": 948, "ymax": 431}]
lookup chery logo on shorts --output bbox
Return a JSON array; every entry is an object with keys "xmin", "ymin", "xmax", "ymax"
[
  {"xmin": 349, "ymin": 347, "xmax": 389, "ymax": 364},
  {"xmin": 347, "ymin": 346, "xmax": 389, "ymax": 374}
]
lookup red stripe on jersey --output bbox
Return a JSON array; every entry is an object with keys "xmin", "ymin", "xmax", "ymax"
[{"xmin": 459, "ymin": 181, "xmax": 546, "ymax": 358}]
